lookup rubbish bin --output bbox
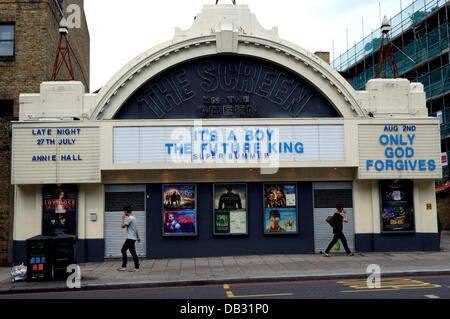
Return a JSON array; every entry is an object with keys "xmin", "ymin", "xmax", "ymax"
[
  {"xmin": 26, "ymin": 236, "xmax": 53, "ymax": 282},
  {"xmin": 52, "ymin": 235, "xmax": 76, "ymax": 281}
]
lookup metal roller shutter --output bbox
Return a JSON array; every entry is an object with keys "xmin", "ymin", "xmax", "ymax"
[
  {"xmin": 313, "ymin": 182, "xmax": 355, "ymax": 253},
  {"xmin": 104, "ymin": 185, "xmax": 146, "ymax": 258}
]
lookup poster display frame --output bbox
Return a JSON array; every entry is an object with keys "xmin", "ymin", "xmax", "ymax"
[
  {"xmin": 162, "ymin": 184, "xmax": 198, "ymax": 237},
  {"xmin": 42, "ymin": 184, "xmax": 78, "ymax": 237},
  {"xmin": 263, "ymin": 182, "xmax": 299, "ymax": 235},
  {"xmin": 213, "ymin": 183, "xmax": 248, "ymax": 236},
  {"xmin": 379, "ymin": 180, "xmax": 416, "ymax": 234}
]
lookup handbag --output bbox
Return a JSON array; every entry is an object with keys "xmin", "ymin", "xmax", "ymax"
[{"xmin": 326, "ymin": 216, "xmax": 333, "ymax": 226}]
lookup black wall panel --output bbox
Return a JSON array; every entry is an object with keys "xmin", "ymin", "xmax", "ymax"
[{"xmin": 146, "ymin": 182, "xmax": 314, "ymax": 259}]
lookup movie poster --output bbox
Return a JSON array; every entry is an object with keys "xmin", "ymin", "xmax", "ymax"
[
  {"xmin": 213, "ymin": 184, "xmax": 247, "ymax": 235},
  {"xmin": 264, "ymin": 184, "xmax": 298, "ymax": 234},
  {"xmin": 42, "ymin": 184, "xmax": 77, "ymax": 236},
  {"xmin": 380, "ymin": 180, "xmax": 415, "ymax": 233},
  {"xmin": 163, "ymin": 185, "xmax": 197, "ymax": 236}
]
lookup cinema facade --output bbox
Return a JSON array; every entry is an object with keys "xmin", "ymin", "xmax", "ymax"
[{"xmin": 11, "ymin": 5, "xmax": 442, "ymax": 263}]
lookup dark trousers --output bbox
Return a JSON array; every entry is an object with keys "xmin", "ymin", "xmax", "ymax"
[
  {"xmin": 325, "ymin": 232, "xmax": 352, "ymax": 254},
  {"xmin": 121, "ymin": 239, "xmax": 139, "ymax": 269}
]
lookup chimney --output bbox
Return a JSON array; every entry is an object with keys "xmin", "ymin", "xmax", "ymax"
[{"xmin": 314, "ymin": 51, "xmax": 330, "ymax": 64}]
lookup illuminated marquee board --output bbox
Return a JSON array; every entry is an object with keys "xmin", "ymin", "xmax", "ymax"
[
  {"xmin": 113, "ymin": 125, "xmax": 345, "ymax": 164},
  {"xmin": 358, "ymin": 124, "xmax": 442, "ymax": 179},
  {"xmin": 12, "ymin": 126, "xmax": 100, "ymax": 184}
]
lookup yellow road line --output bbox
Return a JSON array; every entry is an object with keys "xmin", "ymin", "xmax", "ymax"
[
  {"xmin": 223, "ymin": 283, "xmax": 293, "ymax": 298},
  {"xmin": 226, "ymin": 291, "xmax": 294, "ymax": 298},
  {"xmin": 342, "ymin": 288, "xmax": 406, "ymax": 293},
  {"xmin": 342, "ymin": 285, "xmax": 441, "ymax": 293},
  {"xmin": 339, "ymin": 278, "xmax": 442, "ymax": 293}
]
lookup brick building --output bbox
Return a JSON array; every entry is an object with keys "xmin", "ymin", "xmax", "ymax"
[{"xmin": 0, "ymin": 0, "xmax": 90, "ymax": 264}]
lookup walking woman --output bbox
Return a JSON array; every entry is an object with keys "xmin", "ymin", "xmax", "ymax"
[{"xmin": 322, "ymin": 204, "xmax": 354, "ymax": 257}]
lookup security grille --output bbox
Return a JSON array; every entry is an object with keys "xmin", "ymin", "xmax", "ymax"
[
  {"xmin": 313, "ymin": 182, "xmax": 355, "ymax": 253},
  {"xmin": 104, "ymin": 185, "xmax": 146, "ymax": 258}
]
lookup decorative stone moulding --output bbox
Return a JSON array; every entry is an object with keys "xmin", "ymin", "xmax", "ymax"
[{"xmin": 91, "ymin": 4, "xmax": 365, "ymax": 120}]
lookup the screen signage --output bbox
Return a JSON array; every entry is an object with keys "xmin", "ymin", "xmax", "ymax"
[{"xmin": 115, "ymin": 56, "xmax": 340, "ymax": 119}]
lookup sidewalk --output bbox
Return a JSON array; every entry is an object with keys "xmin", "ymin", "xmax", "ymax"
[{"xmin": 1, "ymin": 231, "xmax": 449, "ymax": 294}]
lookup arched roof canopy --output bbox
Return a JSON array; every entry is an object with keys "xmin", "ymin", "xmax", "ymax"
[{"xmin": 91, "ymin": 5, "xmax": 365, "ymax": 120}]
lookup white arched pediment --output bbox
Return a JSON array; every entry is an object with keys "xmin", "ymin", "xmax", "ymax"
[{"xmin": 91, "ymin": 5, "xmax": 365, "ymax": 120}]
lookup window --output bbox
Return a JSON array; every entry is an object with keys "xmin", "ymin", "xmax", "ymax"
[
  {"xmin": 0, "ymin": 100, "xmax": 14, "ymax": 118},
  {"xmin": 0, "ymin": 24, "xmax": 14, "ymax": 58}
]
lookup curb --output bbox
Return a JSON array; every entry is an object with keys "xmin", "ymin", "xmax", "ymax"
[{"xmin": 1, "ymin": 269, "xmax": 450, "ymax": 295}]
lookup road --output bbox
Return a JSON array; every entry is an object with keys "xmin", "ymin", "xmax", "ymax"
[{"xmin": 1, "ymin": 275, "xmax": 450, "ymax": 299}]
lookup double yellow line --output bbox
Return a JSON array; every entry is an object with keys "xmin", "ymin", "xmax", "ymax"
[
  {"xmin": 338, "ymin": 278, "xmax": 442, "ymax": 293},
  {"xmin": 223, "ymin": 284, "xmax": 293, "ymax": 298}
]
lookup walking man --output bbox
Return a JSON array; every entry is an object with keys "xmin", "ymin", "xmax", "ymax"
[
  {"xmin": 118, "ymin": 205, "xmax": 141, "ymax": 271},
  {"xmin": 322, "ymin": 204, "xmax": 354, "ymax": 257}
]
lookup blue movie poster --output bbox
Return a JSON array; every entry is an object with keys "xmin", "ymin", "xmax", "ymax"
[
  {"xmin": 264, "ymin": 208, "xmax": 298, "ymax": 233},
  {"xmin": 163, "ymin": 185, "xmax": 197, "ymax": 236}
]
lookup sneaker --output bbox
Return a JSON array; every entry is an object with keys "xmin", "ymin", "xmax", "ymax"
[
  {"xmin": 321, "ymin": 251, "xmax": 330, "ymax": 257},
  {"xmin": 117, "ymin": 267, "xmax": 127, "ymax": 271},
  {"xmin": 130, "ymin": 268, "xmax": 140, "ymax": 272},
  {"xmin": 347, "ymin": 253, "xmax": 354, "ymax": 256}
]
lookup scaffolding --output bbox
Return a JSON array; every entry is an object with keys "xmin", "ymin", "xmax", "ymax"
[
  {"xmin": 331, "ymin": 0, "xmax": 450, "ymax": 179},
  {"xmin": 350, "ymin": 22, "xmax": 449, "ymax": 93},
  {"xmin": 337, "ymin": 1, "xmax": 449, "ymax": 100},
  {"xmin": 331, "ymin": 0, "xmax": 448, "ymax": 72}
]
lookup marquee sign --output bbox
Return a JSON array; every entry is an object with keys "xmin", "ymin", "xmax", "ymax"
[
  {"xmin": 12, "ymin": 126, "xmax": 100, "ymax": 184},
  {"xmin": 113, "ymin": 125, "xmax": 345, "ymax": 164},
  {"xmin": 358, "ymin": 124, "xmax": 442, "ymax": 179},
  {"xmin": 114, "ymin": 56, "xmax": 340, "ymax": 119}
]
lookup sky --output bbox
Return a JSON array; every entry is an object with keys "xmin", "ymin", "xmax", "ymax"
[{"xmin": 83, "ymin": 0, "xmax": 415, "ymax": 92}]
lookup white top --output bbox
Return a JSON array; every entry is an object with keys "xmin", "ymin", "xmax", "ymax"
[{"xmin": 124, "ymin": 216, "xmax": 138, "ymax": 240}]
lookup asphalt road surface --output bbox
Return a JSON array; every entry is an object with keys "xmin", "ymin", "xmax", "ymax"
[{"xmin": 1, "ymin": 275, "xmax": 450, "ymax": 300}]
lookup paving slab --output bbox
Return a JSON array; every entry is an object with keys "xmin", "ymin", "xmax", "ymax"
[{"xmin": 0, "ymin": 231, "xmax": 449, "ymax": 294}]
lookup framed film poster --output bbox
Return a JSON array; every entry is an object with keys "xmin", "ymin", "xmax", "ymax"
[
  {"xmin": 263, "ymin": 183, "xmax": 298, "ymax": 235},
  {"xmin": 163, "ymin": 184, "xmax": 197, "ymax": 236},
  {"xmin": 42, "ymin": 184, "xmax": 78, "ymax": 237},
  {"xmin": 379, "ymin": 180, "xmax": 415, "ymax": 233},
  {"xmin": 213, "ymin": 184, "xmax": 248, "ymax": 235}
]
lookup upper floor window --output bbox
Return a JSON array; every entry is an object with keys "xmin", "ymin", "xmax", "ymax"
[
  {"xmin": 0, "ymin": 24, "xmax": 14, "ymax": 58},
  {"xmin": 0, "ymin": 100, "xmax": 14, "ymax": 119}
]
